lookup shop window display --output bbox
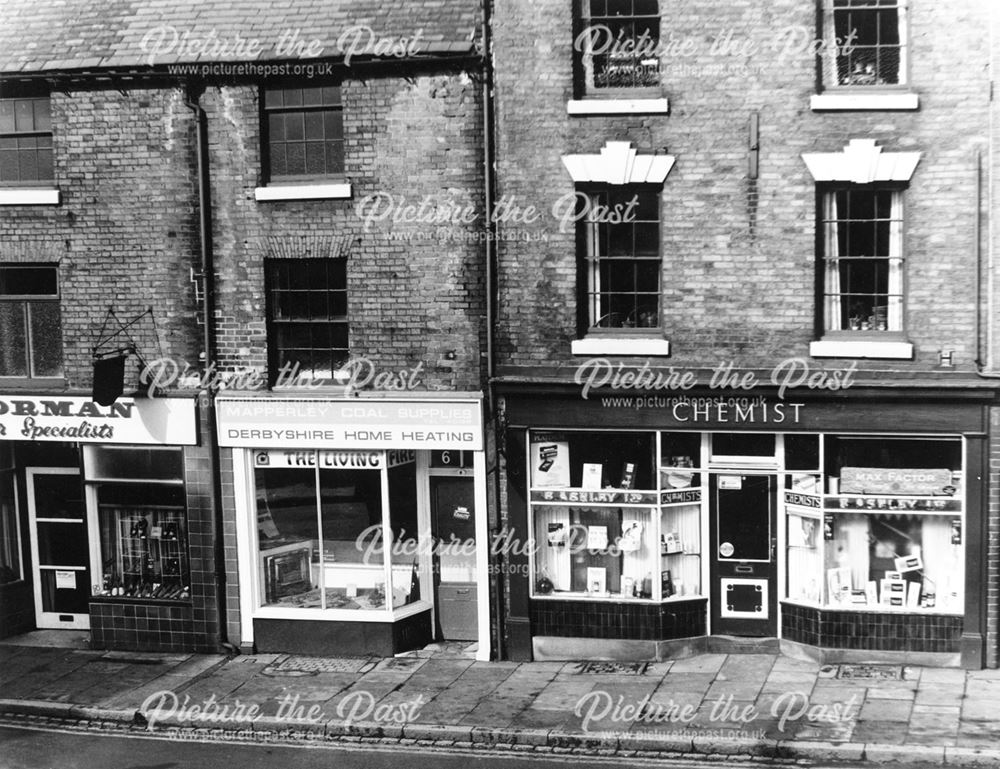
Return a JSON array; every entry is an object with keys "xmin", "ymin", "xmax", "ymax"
[
  {"xmin": 529, "ymin": 430, "xmax": 702, "ymax": 600},
  {"xmin": 254, "ymin": 450, "xmax": 428, "ymax": 613},
  {"xmin": 86, "ymin": 446, "xmax": 190, "ymax": 600},
  {"xmin": 786, "ymin": 435, "xmax": 964, "ymax": 612}
]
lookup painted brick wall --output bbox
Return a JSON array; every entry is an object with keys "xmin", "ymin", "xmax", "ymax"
[
  {"xmin": 491, "ymin": 0, "xmax": 992, "ymax": 373},
  {"xmin": 203, "ymin": 67, "xmax": 487, "ymax": 392}
]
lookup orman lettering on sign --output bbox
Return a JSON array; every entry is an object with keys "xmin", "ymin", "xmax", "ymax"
[
  {"xmin": 0, "ymin": 397, "xmax": 197, "ymax": 445},
  {"xmin": 216, "ymin": 397, "xmax": 484, "ymax": 450}
]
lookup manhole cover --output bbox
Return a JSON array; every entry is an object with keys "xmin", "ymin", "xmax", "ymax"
[
  {"xmin": 574, "ymin": 661, "xmax": 649, "ymax": 675},
  {"xmin": 263, "ymin": 656, "xmax": 376, "ymax": 676},
  {"xmin": 836, "ymin": 664, "xmax": 904, "ymax": 680}
]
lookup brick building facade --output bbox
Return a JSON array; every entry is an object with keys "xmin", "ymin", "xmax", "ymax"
[
  {"xmin": 490, "ymin": 0, "xmax": 999, "ymax": 668},
  {"xmin": 0, "ymin": 0, "xmax": 493, "ymax": 658}
]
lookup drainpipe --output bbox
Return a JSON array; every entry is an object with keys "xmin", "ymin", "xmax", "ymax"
[
  {"xmin": 480, "ymin": 0, "xmax": 505, "ymax": 661},
  {"xmin": 185, "ymin": 84, "xmax": 234, "ymax": 654}
]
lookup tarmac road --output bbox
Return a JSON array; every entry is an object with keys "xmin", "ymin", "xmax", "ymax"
[{"xmin": 0, "ymin": 724, "xmax": 950, "ymax": 769}]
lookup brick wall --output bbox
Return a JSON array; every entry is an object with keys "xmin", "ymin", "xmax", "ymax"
[
  {"xmin": 203, "ymin": 66, "xmax": 487, "ymax": 391},
  {"xmin": 0, "ymin": 87, "xmax": 202, "ymax": 389},
  {"xmin": 491, "ymin": 0, "xmax": 992, "ymax": 373}
]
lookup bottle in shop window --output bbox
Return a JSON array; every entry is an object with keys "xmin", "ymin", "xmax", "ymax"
[
  {"xmin": 409, "ymin": 561, "xmax": 420, "ymax": 602},
  {"xmin": 641, "ymin": 572, "xmax": 652, "ymax": 599}
]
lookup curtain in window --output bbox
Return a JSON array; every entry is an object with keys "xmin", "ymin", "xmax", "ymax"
[
  {"xmin": 888, "ymin": 190, "xmax": 904, "ymax": 331},
  {"xmin": 823, "ymin": 193, "xmax": 842, "ymax": 331},
  {"xmin": 920, "ymin": 516, "xmax": 962, "ymax": 610},
  {"xmin": 585, "ymin": 202, "xmax": 601, "ymax": 326},
  {"xmin": 822, "ymin": 3, "xmax": 840, "ymax": 86}
]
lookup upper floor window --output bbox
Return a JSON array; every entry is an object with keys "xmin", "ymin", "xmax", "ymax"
[
  {"xmin": 575, "ymin": 0, "xmax": 660, "ymax": 94},
  {"xmin": 0, "ymin": 265, "xmax": 63, "ymax": 379},
  {"xmin": 266, "ymin": 258, "xmax": 348, "ymax": 384},
  {"xmin": 820, "ymin": 186, "xmax": 903, "ymax": 335},
  {"xmin": 0, "ymin": 97, "xmax": 53, "ymax": 183},
  {"xmin": 579, "ymin": 186, "xmax": 661, "ymax": 332},
  {"xmin": 263, "ymin": 85, "xmax": 344, "ymax": 181},
  {"xmin": 822, "ymin": 0, "xmax": 906, "ymax": 87}
]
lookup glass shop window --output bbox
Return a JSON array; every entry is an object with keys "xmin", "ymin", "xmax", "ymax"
[
  {"xmin": 254, "ymin": 450, "xmax": 429, "ymax": 614},
  {"xmin": 84, "ymin": 446, "xmax": 189, "ymax": 601},
  {"xmin": 786, "ymin": 435, "xmax": 964, "ymax": 612},
  {"xmin": 0, "ymin": 444, "xmax": 19, "ymax": 584}
]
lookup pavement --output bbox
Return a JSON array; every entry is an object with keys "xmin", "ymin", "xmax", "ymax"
[{"xmin": 2, "ymin": 640, "xmax": 1000, "ymax": 766}]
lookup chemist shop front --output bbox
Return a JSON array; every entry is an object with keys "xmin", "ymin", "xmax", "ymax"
[
  {"xmin": 216, "ymin": 393, "xmax": 491, "ymax": 660},
  {"xmin": 0, "ymin": 394, "xmax": 209, "ymax": 651},
  {"xmin": 499, "ymin": 385, "xmax": 993, "ymax": 669}
]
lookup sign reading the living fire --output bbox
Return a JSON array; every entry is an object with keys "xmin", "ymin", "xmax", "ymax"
[
  {"xmin": 0, "ymin": 396, "xmax": 197, "ymax": 445},
  {"xmin": 216, "ymin": 396, "xmax": 483, "ymax": 450},
  {"xmin": 252, "ymin": 449, "xmax": 415, "ymax": 469},
  {"xmin": 839, "ymin": 467, "xmax": 954, "ymax": 496}
]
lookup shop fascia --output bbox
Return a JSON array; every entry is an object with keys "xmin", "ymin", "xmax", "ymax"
[{"xmin": 0, "ymin": 395, "xmax": 197, "ymax": 444}]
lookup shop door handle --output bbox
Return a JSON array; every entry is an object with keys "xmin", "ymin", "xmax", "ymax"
[{"xmin": 770, "ymin": 538, "xmax": 777, "ymax": 561}]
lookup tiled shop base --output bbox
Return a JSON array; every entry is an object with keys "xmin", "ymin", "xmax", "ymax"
[
  {"xmin": 782, "ymin": 603, "xmax": 962, "ymax": 653},
  {"xmin": 530, "ymin": 598, "xmax": 707, "ymax": 640},
  {"xmin": 89, "ymin": 601, "xmax": 213, "ymax": 653}
]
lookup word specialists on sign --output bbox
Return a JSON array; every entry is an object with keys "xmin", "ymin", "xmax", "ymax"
[{"xmin": 0, "ymin": 396, "xmax": 197, "ymax": 445}]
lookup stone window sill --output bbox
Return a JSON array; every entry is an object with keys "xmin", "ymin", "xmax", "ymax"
[
  {"xmin": 810, "ymin": 339, "xmax": 913, "ymax": 359},
  {"xmin": 571, "ymin": 337, "xmax": 671, "ymax": 357},
  {"xmin": 0, "ymin": 187, "xmax": 60, "ymax": 205},
  {"xmin": 254, "ymin": 183, "xmax": 352, "ymax": 202},
  {"xmin": 567, "ymin": 98, "xmax": 669, "ymax": 116},
  {"xmin": 810, "ymin": 93, "xmax": 919, "ymax": 111}
]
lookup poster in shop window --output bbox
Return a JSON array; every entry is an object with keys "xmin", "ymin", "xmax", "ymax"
[{"xmin": 530, "ymin": 433, "xmax": 570, "ymax": 488}]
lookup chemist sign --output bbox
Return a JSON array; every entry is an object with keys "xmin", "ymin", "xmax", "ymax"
[{"xmin": 216, "ymin": 396, "xmax": 483, "ymax": 450}]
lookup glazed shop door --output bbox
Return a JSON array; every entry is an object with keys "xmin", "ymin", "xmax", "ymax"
[
  {"xmin": 429, "ymin": 476, "xmax": 477, "ymax": 641},
  {"xmin": 709, "ymin": 473, "xmax": 777, "ymax": 636},
  {"xmin": 26, "ymin": 468, "xmax": 91, "ymax": 629}
]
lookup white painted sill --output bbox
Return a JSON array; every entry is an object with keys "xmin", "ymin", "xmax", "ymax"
[
  {"xmin": 571, "ymin": 337, "xmax": 671, "ymax": 357},
  {"xmin": 810, "ymin": 340, "xmax": 914, "ymax": 360},
  {"xmin": 0, "ymin": 187, "xmax": 60, "ymax": 205},
  {"xmin": 567, "ymin": 98, "xmax": 669, "ymax": 116},
  {"xmin": 810, "ymin": 93, "xmax": 919, "ymax": 111},
  {"xmin": 254, "ymin": 183, "xmax": 352, "ymax": 201}
]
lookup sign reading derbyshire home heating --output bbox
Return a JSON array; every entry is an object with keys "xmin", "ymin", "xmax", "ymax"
[
  {"xmin": 0, "ymin": 396, "xmax": 197, "ymax": 445},
  {"xmin": 839, "ymin": 467, "xmax": 954, "ymax": 496},
  {"xmin": 216, "ymin": 397, "xmax": 483, "ymax": 450}
]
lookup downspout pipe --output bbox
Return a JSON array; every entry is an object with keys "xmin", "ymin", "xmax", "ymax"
[
  {"xmin": 185, "ymin": 83, "xmax": 234, "ymax": 654},
  {"xmin": 480, "ymin": 0, "xmax": 505, "ymax": 661}
]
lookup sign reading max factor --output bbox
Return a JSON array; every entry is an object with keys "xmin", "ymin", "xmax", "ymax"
[
  {"xmin": 216, "ymin": 397, "xmax": 483, "ymax": 450},
  {"xmin": 0, "ymin": 396, "xmax": 197, "ymax": 445}
]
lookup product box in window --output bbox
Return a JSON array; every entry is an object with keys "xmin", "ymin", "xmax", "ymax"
[{"xmin": 530, "ymin": 434, "xmax": 570, "ymax": 488}]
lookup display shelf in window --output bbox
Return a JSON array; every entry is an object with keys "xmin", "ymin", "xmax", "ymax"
[
  {"xmin": 95, "ymin": 505, "xmax": 190, "ymax": 601},
  {"xmin": 785, "ymin": 473, "xmax": 824, "ymax": 605},
  {"xmin": 659, "ymin": 502, "xmax": 700, "ymax": 598}
]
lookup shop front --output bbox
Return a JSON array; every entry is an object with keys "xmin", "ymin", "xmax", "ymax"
[
  {"xmin": 216, "ymin": 393, "xmax": 491, "ymax": 660},
  {"xmin": 0, "ymin": 394, "xmax": 210, "ymax": 651},
  {"xmin": 499, "ymin": 385, "xmax": 992, "ymax": 669}
]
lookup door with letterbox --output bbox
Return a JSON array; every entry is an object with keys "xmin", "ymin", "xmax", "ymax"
[
  {"xmin": 429, "ymin": 450, "xmax": 477, "ymax": 641},
  {"xmin": 26, "ymin": 468, "xmax": 91, "ymax": 630},
  {"xmin": 709, "ymin": 472, "xmax": 777, "ymax": 636}
]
